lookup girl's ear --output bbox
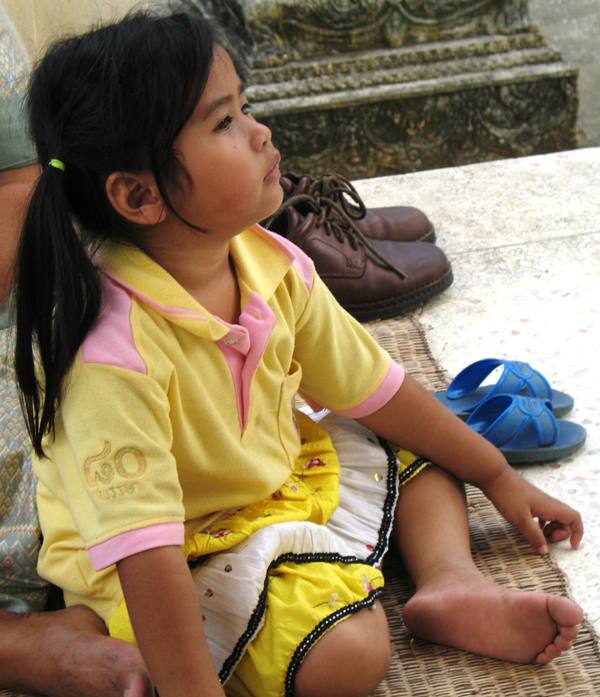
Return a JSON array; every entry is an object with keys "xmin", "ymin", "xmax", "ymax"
[{"xmin": 105, "ymin": 171, "xmax": 167, "ymax": 226}]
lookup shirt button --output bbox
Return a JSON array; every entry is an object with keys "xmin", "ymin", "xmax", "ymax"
[{"xmin": 224, "ymin": 335, "xmax": 239, "ymax": 346}]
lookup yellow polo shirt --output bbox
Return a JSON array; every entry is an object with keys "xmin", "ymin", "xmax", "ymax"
[{"xmin": 34, "ymin": 225, "xmax": 404, "ymax": 620}]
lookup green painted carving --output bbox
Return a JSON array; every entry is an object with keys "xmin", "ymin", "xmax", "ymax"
[
  {"xmin": 186, "ymin": 0, "xmax": 579, "ymax": 177},
  {"xmin": 245, "ymin": 0, "xmax": 532, "ymax": 67},
  {"xmin": 260, "ymin": 76, "xmax": 577, "ymax": 178}
]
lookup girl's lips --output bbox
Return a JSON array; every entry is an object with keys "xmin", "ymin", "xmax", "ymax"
[{"xmin": 265, "ymin": 154, "xmax": 281, "ymax": 182}]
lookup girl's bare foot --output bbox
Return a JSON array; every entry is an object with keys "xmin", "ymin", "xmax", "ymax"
[
  {"xmin": 0, "ymin": 605, "xmax": 153, "ymax": 697},
  {"xmin": 403, "ymin": 571, "xmax": 583, "ymax": 665}
]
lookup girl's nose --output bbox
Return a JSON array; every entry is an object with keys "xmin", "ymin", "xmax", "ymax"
[{"xmin": 250, "ymin": 120, "xmax": 272, "ymax": 151}]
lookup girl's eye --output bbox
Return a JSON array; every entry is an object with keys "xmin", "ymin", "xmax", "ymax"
[
  {"xmin": 215, "ymin": 103, "xmax": 252, "ymax": 132},
  {"xmin": 215, "ymin": 115, "xmax": 233, "ymax": 132}
]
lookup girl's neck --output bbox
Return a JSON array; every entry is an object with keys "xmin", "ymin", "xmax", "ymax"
[{"xmin": 139, "ymin": 224, "xmax": 241, "ymax": 323}]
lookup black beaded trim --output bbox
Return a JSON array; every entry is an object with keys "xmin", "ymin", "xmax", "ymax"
[
  {"xmin": 219, "ymin": 582, "xmax": 269, "ymax": 682},
  {"xmin": 399, "ymin": 456, "xmax": 432, "ymax": 487},
  {"xmin": 219, "ymin": 552, "xmax": 363, "ymax": 683},
  {"xmin": 218, "ymin": 435, "xmax": 398, "ymax": 684},
  {"xmin": 284, "ymin": 589, "xmax": 384, "ymax": 697},
  {"xmin": 366, "ymin": 436, "xmax": 399, "ymax": 565}
]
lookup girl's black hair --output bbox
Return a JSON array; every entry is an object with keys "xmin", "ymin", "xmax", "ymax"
[{"xmin": 15, "ymin": 10, "xmax": 215, "ymax": 456}]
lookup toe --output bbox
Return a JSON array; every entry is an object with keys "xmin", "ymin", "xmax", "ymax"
[
  {"xmin": 535, "ymin": 642, "xmax": 561, "ymax": 665},
  {"xmin": 547, "ymin": 595, "xmax": 583, "ymax": 627},
  {"xmin": 554, "ymin": 635, "xmax": 573, "ymax": 652},
  {"xmin": 535, "ymin": 649, "xmax": 552, "ymax": 665},
  {"xmin": 558, "ymin": 624, "xmax": 579, "ymax": 642},
  {"xmin": 535, "ymin": 632, "xmax": 574, "ymax": 665},
  {"xmin": 544, "ymin": 643, "xmax": 561, "ymax": 661}
]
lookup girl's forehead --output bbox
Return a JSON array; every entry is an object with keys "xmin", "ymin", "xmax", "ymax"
[
  {"xmin": 193, "ymin": 47, "xmax": 242, "ymax": 119},
  {"xmin": 206, "ymin": 46, "xmax": 238, "ymax": 92}
]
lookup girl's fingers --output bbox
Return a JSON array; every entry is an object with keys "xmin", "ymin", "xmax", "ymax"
[
  {"xmin": 520, "ymin": 508, "xmax": 583, "ymax": 554},
  {"xmin": 518, "ymin": 512, "xmax": 549, "ymax": 554},
  {"xmin": 570, "ymin": 516, "xmax": 584, "ymax": 549},
  {"xmin": 542, "ymin": 520, "xmax": 571, "ymax": 543},
  {"xmin": 538, "ymin": 501, "xmax": 584, "ymax": 550}
]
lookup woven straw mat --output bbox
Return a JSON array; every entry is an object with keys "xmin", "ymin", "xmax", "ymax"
[
  {"xmin": 367, "ymin": 316, "xmax": 600, "ymax": 697},
  {"xmin": 2, "ymin": 315, "xmax": 600, "ymax": 697}
]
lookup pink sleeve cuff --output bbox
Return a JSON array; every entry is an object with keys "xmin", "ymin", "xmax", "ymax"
[
  {"xmin": 88, "ymin": 522, "xmax": 185, "ymax": 570},
  {"xmin": 335, "ymin": 361, "xmax": 404, "ymax": 418},
  {"xmin": 304, "ymin": 361, "xmax": 405, "ymax": 418}
]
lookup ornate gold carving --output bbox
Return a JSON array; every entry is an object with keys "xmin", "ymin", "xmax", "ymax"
[
  {"xmin": 247, "ymin": 0, "xmax": 530, "ymax": 67},
  {"xmin": 261, "ymin": 77, "xmax": 578, "ymax": 179}
]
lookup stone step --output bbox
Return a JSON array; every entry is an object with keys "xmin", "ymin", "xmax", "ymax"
[
  {"xmin": 249, "ymin": 39, "xmax": 571, "ymax": 111},
  {"xmin": 250, "ymin": 32, "xmax": 550, "ymax": 86}
]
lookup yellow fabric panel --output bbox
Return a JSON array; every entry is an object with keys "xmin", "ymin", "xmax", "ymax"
[
  {"xmin": 228, "ymin": 561, "xmax": 384, "ymax": 697},
  {"xmin": 184, "ymin": 412, "xmax": 340, "ymax": 559}
]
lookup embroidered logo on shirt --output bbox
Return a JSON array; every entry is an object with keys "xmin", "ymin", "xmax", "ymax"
[{"xmin": 83, "ymin": 440, "xmax": 147, "ymax": 500}]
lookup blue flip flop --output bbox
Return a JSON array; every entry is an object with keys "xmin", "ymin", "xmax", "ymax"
[
  {"xmin": 466, "ymin": 394, "xmax": 586, "ymax": 464},
  {"xmin": 434, "ymin": 358, "xmax": 574, "ymax": 419}
]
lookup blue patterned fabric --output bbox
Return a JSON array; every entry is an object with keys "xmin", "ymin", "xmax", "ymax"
[
  {"xmin": 0, "ymin": 6, "xmax": 45, "ymax": 613},
  {"xmin": 0, "ymin": 302, "xmax": 47, "ymax": 612},
  {"xmin": 0, "ymin": 7, "xmax": 37, "ymax": 170}
]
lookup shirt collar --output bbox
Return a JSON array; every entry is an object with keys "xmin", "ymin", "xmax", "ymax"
[{"xmin": 96, "ymin": 225, "xmax": 294, "ymax": 339}]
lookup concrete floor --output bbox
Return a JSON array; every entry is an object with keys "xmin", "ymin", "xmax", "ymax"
[
  {"xmin": 530, "ymin": 0, "xmax": 600, "ymax": 147},
  {"xmin": 354, "ymin": 146, "xmax": 600, "ymax": 635}
]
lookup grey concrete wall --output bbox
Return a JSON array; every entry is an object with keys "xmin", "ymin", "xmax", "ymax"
[{"xmin": 530, "ymin": 0, "xmax": 600, "ymax": 147}]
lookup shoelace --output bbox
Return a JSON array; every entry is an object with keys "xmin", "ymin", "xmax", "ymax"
[
  {"xmin": 302, "ymin": 173, "xmax": 366, "ymax": 222},
  {"xmin": 267, "ymin": 174, "xmax": 405, "ymax": 279}
]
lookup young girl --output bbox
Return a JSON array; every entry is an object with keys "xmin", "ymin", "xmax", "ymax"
[{"xmin": 15, "ymin": 10, "xmax": 584, "ymax": 697}]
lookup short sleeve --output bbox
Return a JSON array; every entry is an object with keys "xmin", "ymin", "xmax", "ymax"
[
  {"xmin": 293, "ymin": 273, "xmax": 404, "ymax": 417},
  {"xmin": 39, "ymin": 360, "xmax": 185, "ymax": 570}
]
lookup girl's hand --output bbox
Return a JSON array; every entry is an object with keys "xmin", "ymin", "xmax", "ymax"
[{"xmin": 481, "ymin": 466, "xmax": 584, "ymax": 554}]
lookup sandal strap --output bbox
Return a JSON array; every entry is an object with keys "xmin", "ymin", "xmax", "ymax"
[
  {"xmin": 467, "ymin": 394, "xmax": 557, "ymax": 448},
  {"xmin": 447, "ymin": 358, "xmax": 553, "ymax": 402}
]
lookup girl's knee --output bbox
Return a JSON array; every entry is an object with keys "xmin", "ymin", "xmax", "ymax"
[{"xmin": 294, "ymin": 602, "xmax": 391, "ymax": 697}]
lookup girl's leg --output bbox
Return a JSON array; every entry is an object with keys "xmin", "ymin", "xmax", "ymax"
[
  {"xmin": 394, "ymin": 465, "xmax": 582, "ymax": 664},
  {"xmin": 294, "ymin": 600, "xmax": 391, "ymax": 697}
]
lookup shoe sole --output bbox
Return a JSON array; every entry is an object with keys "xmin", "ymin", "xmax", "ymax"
[{"xmin": 342, "ymin": 267, "xmax": 453, "ymax": 323}]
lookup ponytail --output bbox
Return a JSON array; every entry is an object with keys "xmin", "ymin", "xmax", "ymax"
[
  {"xmin": 15, "ymin": 165, "xmax": 100, "ymax": 457},
  {"xmin": 13, "ymin": 10, "xmax": 215, "ymax": 456}
]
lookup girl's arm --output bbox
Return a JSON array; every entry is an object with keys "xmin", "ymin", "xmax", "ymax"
[
  {"xmin": 357, "ymin": 374, "xmax": 583, "ymax": 552},
  {"xmin": 117, "ymin": 546, "xmax": 226, "ymax": 697}
]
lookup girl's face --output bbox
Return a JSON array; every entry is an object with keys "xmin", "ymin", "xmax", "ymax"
[{"xmin": 170, "ymin": 46, "xmax": 283, "ymax": 237}]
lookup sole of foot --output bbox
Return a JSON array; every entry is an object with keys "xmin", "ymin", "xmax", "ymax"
[{"xmin": 403, "ymin": 577, "xmax": 583, "ymax": 665}]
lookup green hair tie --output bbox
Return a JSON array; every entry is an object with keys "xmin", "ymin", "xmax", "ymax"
[{"xmin": 48, "ymin": 158, "xmax": 65, "ymax": 172}]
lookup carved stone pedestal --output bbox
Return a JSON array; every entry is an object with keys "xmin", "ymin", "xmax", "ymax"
[{"xmin": 195, "ymin": 0, "xmax": 579, "ymax": 178}]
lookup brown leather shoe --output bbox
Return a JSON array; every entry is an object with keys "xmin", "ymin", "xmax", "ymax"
[
  {"xmin": 265, "ymin": 197, "xmax": 452, "ymax": 322},
  {"xmin": 280, "ymin": 172, "xmax": 436, "ymax": 243}
]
